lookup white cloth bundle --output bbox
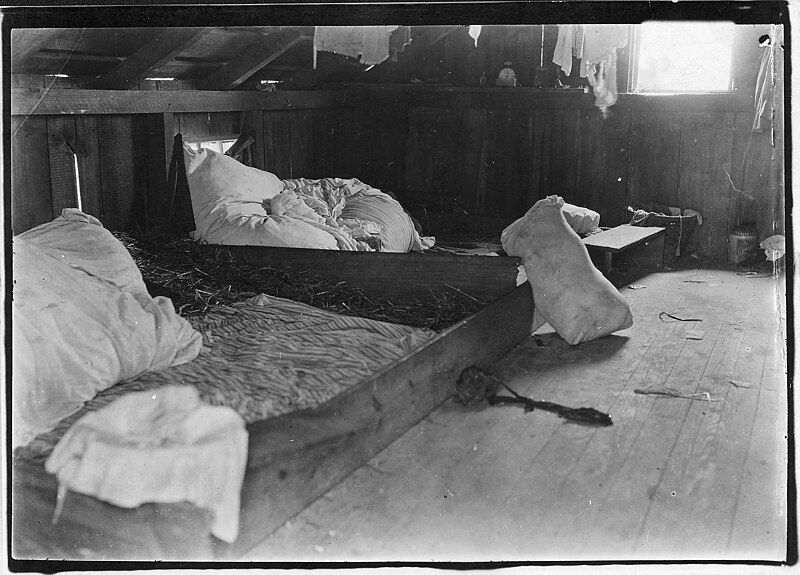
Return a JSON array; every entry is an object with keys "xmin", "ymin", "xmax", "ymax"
[
  {"xmin": 45, "ymin": 385, "xmax": 249, "ymax": 543},
  {"xmin": 502, "ymin": 196, "xmax": 632, "ymax": 345},
  {"xmin": 760, "ymin": 234, "xmax": 785, "ymax": 261}
]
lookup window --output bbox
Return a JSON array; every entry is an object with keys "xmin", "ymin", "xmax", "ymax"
[
  {"xmin": 630, "ymin": 21, "xmax": 736, "ymax": 93},
  {"xmin": 186, "ymin": 139, "xmax": 238, "ymax": 154}
]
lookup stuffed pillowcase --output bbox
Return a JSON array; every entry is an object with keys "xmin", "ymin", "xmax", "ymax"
[
  {"xmin": 183, "ymin": 144, "xmax": 339, "ymax": 249},
  {"xmin": 502, "ymin": 196, "xmax": 632, "ymax": 345},
  {"xmin": 12, "ymin": 209, "xmax": 202, "ymax": 448}
]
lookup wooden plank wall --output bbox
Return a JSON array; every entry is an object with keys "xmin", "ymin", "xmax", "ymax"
[
  {"xmin": 10, "ymin": 100, "xmax": 410, "ymax": 235},
  {"xmin": 11, "ymin": 90, "xmax": 782, "ymax": 263},
  {"xmin": 400, "ymin": 96, "xmax": 783, "ymax": 260},
  {"xmin": 11, "ymin": 114, "xmax": 157, "ymax": 234}
]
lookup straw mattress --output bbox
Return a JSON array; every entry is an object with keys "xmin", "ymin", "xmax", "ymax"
[{"xmin": 15, "ymin": 294, "xmax": 434, "ymax": 464}]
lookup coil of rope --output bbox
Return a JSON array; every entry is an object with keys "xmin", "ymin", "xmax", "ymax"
[{"xmin": 455, "ymin": 366, "xmax": 613, "ymax": 427}]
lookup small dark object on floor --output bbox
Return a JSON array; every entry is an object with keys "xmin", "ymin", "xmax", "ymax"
[
  {"xmin": 454, "ymin": 366, "xmax": 502, "ymax": 405},
  {"xmin": 659, "ymin": 312, "xmax": 703, "ymax": 322},
  {"xmin": 455, "ymin": 367, "xmax": 613, "ymax": 427}
]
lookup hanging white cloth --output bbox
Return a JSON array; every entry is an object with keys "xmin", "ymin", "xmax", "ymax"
[
  {"xmin": 468, "ymin": 25, "xmax": 482, "ymax": 47},
  {"xmin": 753, "ymin": 43, "xmax": 775, "ymax": 131},
  {"xmin": 581, "ymin": 25, "xmax": 628, "ymax": 112},
  {"xmin": 314, "ymin": 26, "xmax": 399, "ymax": 69},
  {"xmin": 553, "ymin": 25, "xmax": 577, "ymax": 76}
]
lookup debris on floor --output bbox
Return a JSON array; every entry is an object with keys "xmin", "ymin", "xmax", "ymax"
[
  {"xmin": 659, "ymin": 312, "xmax": 703, "ymax": 322},
  {"xmin": 685, "ymin": 329, "xmax": 706, "ymax": 340},
  {"xmin": 634, "ymin": 388, "xmax": 722, "ymax": 402},
  {"xmin": 729, "ymin": 380, "xmax": 752, "ymax": 388}
]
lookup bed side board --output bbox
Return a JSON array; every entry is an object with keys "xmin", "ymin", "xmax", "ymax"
[
  {"xmin": 223, "ymin": 245, "xmax": 520, "ymax": 305},
  {"xmin": 225, "ymin": 281, "xmax": 535, "ymax": 557}
]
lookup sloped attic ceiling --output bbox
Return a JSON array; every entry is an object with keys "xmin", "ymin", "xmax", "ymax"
[{"xmin": 11, "ymin": 26, "xmax": 466, "ymax": 90}]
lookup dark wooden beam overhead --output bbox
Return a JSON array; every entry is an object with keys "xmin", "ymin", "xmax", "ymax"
[
  {"xmin": 373, "ymin": 25, "xmax": 463, "ymax": 82},
  {"xmin": 11, "ymin": 28, "xmax": 84, "ymax": 72},
  {"xmin": 11, "ymin": 87, "xmax": 353, "ymax": 115},
  {"xmin": 86, "ymin": 27, "xmax": 214, "ymax": 89},
  {"xmin": 36, "ymin": 49, "xmax": 124, "ymax": 64},
  {"xmin": 281, "ymin": 50, "xmax": 352, "ymax": 90},
  {"xmin": 197, "ymin": 28, "xmax": 304, "ymax": 90}
]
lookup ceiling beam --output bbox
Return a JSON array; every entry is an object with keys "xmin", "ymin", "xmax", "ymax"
[
  {"xmin": 281, "ymin": 50, "xmax": 352, "ymax": 90},
  {"xmin": 11, "ymin": 29, "xmax": 84, "ymax": 72},
  {"xmin": 36, "ymin": 48, "xmax": 124, "ymax": 63},
  {"xmin": 373, "ymin": 25, "xmax": 463, "ymax": 83},
  {"xmin": 86, "ymin": 27, "xmax": 214, "ymax": 89},
  {"xmin": 196, "ymin": 28, "xmax": 304, "ymax": 90}
]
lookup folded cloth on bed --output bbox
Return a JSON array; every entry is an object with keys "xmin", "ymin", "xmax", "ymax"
[
  {"xmin": 45, "ymin": 385, "xmax": 248, "ymax": 543},
  {"xmin": 340, "ymin": 193, "xmax": 420, "ymax": 253},
  {"xmin": 12, "ymin": 210, "xmax": 202, "ymax": 448}
]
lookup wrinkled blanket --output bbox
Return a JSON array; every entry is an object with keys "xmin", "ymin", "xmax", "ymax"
[{"xmin": 278, "ymin": 177, "xmax": 431, "ymax": 252}]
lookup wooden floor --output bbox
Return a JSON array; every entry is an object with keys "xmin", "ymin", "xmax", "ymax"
[{"xmin": 243, "ymin": 264, "xmax": 789, "ymax": 563}]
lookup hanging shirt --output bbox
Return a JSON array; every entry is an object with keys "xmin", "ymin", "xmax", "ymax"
[
  {"xmin": 581, "ymin": 25, "xmax": 628, "ymax": 112},
  {"xmin": 314, "ymin": 26, "xmax": 399, "ymax": 69},
  {"xmin": 753, "ymin": 45, "xmax": 774, "ymax": 131},
  {"xmin": 553, "ymin": 24, "xmax": 577, "ymax": 76}
]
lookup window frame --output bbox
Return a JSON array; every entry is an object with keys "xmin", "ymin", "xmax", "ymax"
[{"xmin": 626, "ymin": 22, "xmax": 738, "ymax": 94}]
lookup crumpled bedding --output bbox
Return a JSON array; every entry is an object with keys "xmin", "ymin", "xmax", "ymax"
[
  {"xmin": 279, "ymin": 177, "xmax": 432, "ymax": 252},
  {"xmin": 12, "ymin": 209, "xmax": 202, "ymax": 449},
  {"xmin": 44, "ymin": 385, "xmax": 248, "ymax": 543},
  {"xmin": 184, "ymin": 144, "xmax": 433, "ymax": 252}
]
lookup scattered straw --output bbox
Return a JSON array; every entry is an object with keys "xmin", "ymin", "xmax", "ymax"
[
  {"xmin": 115, "ymin": 231, "xmax": 482, "ymax": 331},
  {"xmin": 634, "ymin": 388, "xmax": 722, "ymax": 402}
]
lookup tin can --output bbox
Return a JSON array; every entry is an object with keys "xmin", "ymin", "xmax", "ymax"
[{"xmin": 728, "ymin": 224, "xmax": 758, "ymax": 264}]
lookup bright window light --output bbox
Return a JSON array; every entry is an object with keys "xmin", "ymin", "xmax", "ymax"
[
  {"xmin": 72, "ymin": 151, "xmax": 82, "ymax": 211},
  {"xmin": 188, "ymin": 139, "xmax": 238, "ymax": 154},
  {"xmin": 634, "ymin": 21, "xmax": 735, "ymax": 92}
]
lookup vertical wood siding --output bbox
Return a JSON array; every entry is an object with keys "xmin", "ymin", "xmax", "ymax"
[
  {"xmin": 11, "ymin": 116, "xmax": 52, "ymax": 233},
  {"xmin": 10, "ymin": 94, "xmax": 783, "ymax": 263},
  {"xmin": 400, "ymin": 98, "xmax": 783, "ymax": 258}
]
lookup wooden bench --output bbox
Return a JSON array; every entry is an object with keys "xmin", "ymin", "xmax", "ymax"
[{"xmin": 582, "ymin": 225, "xmax": 666, "ymax": 273}]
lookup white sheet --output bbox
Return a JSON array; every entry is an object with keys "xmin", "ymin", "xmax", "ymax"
[{"xmin": 12, "ymin": 209, "xmax": 202, "ymax": 448}]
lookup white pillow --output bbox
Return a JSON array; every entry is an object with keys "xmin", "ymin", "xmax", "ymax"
[
  {"xmin": 12, "ymin": 210, "xmax": 203, "ymax": 448},
  {"xmin": 562, "ymin": 202, "xmax": 601, "ymax": 235},
  {"xmin": 183, "ymin": 144, "xmax": 284, "ymax": 208}
]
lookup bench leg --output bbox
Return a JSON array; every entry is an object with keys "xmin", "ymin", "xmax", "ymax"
[{"xmin": 603, "ymin": 252, "xmax": 613, "ymax": 273}]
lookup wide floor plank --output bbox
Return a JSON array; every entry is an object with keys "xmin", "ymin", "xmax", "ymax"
[{"xmin": 244, "ymin": 267, "xmax": 787, "ymax": 563}]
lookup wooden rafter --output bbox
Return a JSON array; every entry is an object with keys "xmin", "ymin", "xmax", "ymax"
[
  {"xmin": 282, "ymin": 50, "xmax": 352, "ymax": 90},
  {"xmin": 373, "ymin": 25, "xmax": 463, "ymax": 82},
  {"xmin": 11, "ymin": 28, "xmax": 84, "ymax": 72},
  {"xmin": 197, "ymin": 28, "xmax": 304, "ymax": 90},
  {"xmin": 86, "ymin": 27, "xmax": 214, "ymax": 89}
]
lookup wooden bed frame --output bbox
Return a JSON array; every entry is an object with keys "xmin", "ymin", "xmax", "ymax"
[{"xmin": 11, "ymin": 247, "xmax": 537, "ymax": 563}]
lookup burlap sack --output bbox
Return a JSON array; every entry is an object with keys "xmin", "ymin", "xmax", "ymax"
[{"xmin": 502, "ymin": 196, "xmax": 632, "ymax": 344}]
